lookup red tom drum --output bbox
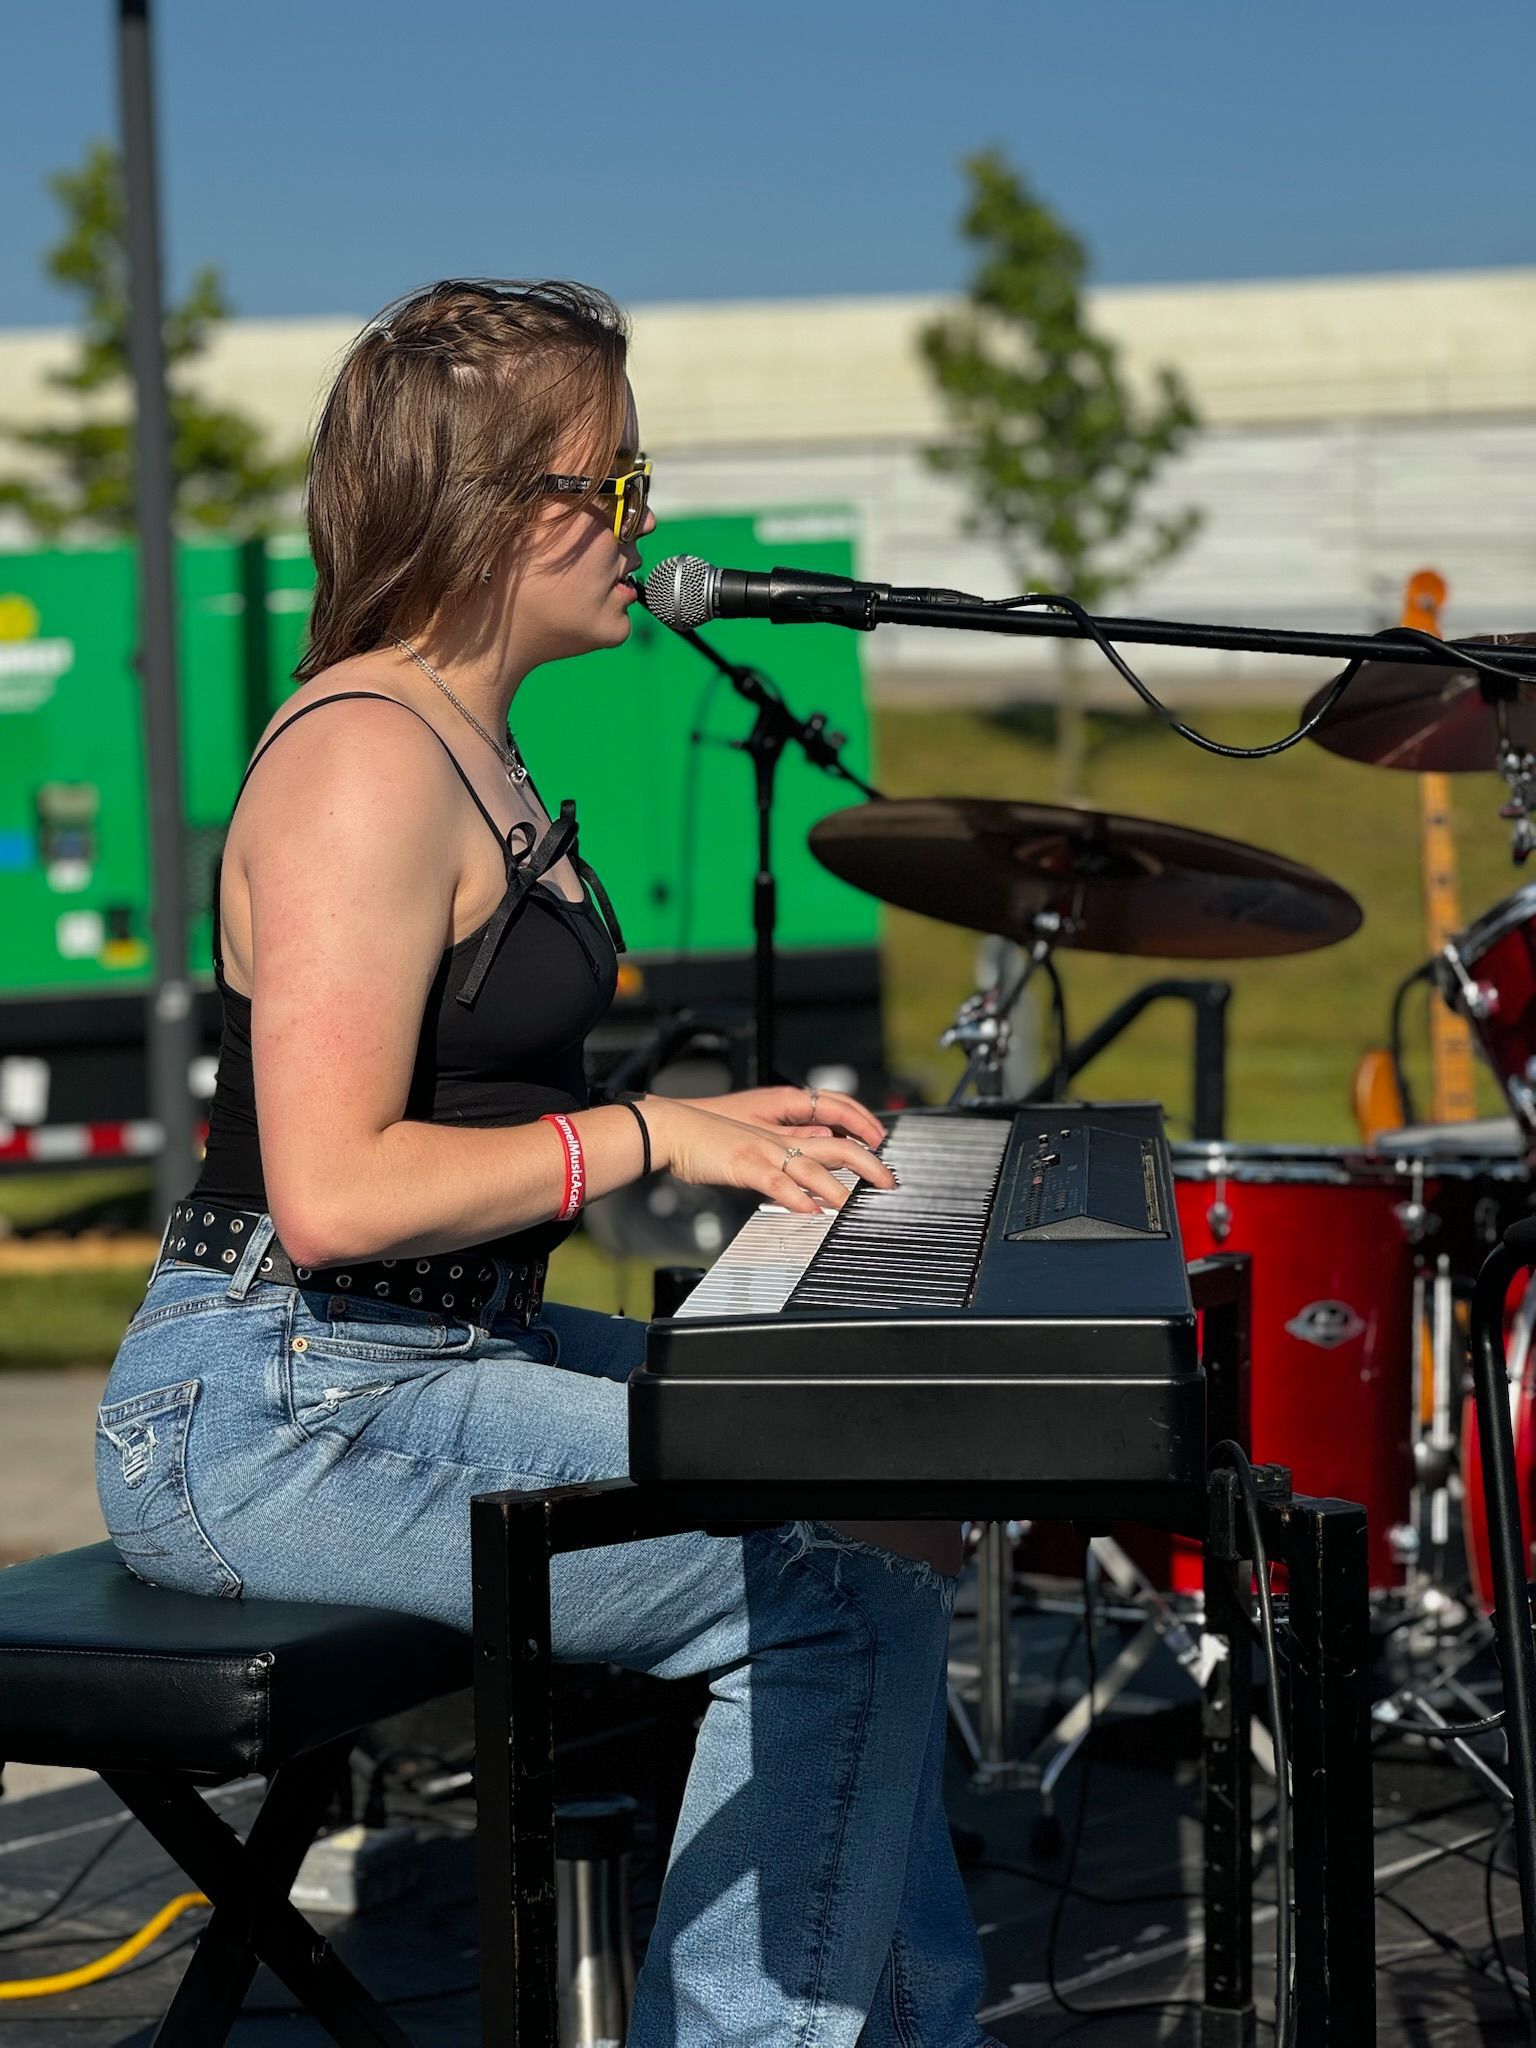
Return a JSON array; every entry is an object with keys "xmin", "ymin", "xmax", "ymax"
[{"xmin": 1172, "ymin": 1144, "xmax": 1417, "ymax": 1590}]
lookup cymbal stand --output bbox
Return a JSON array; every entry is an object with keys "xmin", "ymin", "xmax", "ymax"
[
  {"xmin": 942, "ymin": 913, "xmax": 1068, "ymax": 1105},
  {"xmin": 1494, "ymin": 699, "xmax": 1536, "ymax": 864},
  {"xmin": 941, "ymin": 917, "xmax": 1069, "ymax": 1783}
]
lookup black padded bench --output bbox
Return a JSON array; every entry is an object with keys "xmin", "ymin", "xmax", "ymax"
[{"xmin": 0, "ymin": 1542, "xmax": 471, "ymax": 2045}]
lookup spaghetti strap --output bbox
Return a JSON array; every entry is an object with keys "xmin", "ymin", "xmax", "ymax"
[
  {"xmin": 236, "ymin": 690, "xmax": 510, "ymax": 850},
  {"xmin": 212, "ymin": 690, "xmax": 513, "ymax": 977}
]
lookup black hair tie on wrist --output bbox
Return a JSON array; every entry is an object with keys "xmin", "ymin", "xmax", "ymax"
[{"xmin": 615, "ymin": 1095, "xmax": 652, "ymax": 1178}]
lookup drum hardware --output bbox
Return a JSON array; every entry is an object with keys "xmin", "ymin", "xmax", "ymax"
[
  {"xmin": 1391, "ymin": 1159, "xmax": 1431, "ymax": 1243},
  {"xmin": 1437, "ymin": 940, "xmax": 1496, "ymax": 1023},
  {"xmin": 1427, "ymin": 1255, "xmax": 1457, "ymax": 1581},
  {"xmin": 1000, "ymin": 1537, "xmax": 1275, "ymax": 1846},
  {"xmin": 941, "ymin": 913, "xmax": 1069, "ymax": 1105},
  {"xmin": 1497, "ymin": 730, "xmax": 1536, "ymax": 866}
]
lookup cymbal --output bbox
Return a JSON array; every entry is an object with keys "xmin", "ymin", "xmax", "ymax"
[
  {"xmin": 1305, "ymin": 632, "xmax": 1536, "ymax": 772},
  {"xmin": 809, "ymin": 798, "xmax": 1362, "ymax": 959}
]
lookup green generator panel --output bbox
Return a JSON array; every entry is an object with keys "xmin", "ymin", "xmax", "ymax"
[{"xmin": 0, "ymin": 511, "xmax": 877, "ymax": 998}]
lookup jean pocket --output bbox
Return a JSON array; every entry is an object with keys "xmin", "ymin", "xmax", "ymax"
[{"xmin": 96, "ymin": 1380, "xmax": 243, "ymax": 1598}]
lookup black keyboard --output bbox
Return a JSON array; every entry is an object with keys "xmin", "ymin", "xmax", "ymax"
[{"xmin": 628, "ymin": 1103, "xmax": 1202, "ymax": 1496}]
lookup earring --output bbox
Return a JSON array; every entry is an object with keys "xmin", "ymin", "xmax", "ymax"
[{"xmin": 480, "ymin": 566, "xmax": 493, "ymax": 584}]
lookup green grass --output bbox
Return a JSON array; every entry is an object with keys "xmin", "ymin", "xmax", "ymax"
[
  {"xmin": 0, "ymin": 1168, "xmax": 152, "ymax": 1233},
  {"xmin": 0, "ymin": 1268, "xmax": 151, "ymax": 1373},
  {"xmin": 1, "ymin": 698, "xmax": 1519, "ymax": 1364}
]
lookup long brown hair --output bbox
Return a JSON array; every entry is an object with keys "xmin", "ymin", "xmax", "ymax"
[{"xmin": 297, "ymin": 279, "xmax": 630, "ymax": 682}]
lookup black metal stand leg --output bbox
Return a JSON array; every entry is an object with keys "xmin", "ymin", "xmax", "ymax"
[
  {"xmin": 472, "ymin": 1491, "xmax": 558, "ymax": 2048},
  {"xmin": 101, "ymin": 1770, "xmax": 412, "ymax": 2048},
  {"xmin": 1203, "ymin": 1476, "xmax": 1255, "ymax": 2046},
  {"xmin": 147, "ymin": 1739, "xmax": 353, "ymax": 2046},
  {"xmin": 1471, "ymin": 1237, "xmax": 1536, "ymax": 2034},
  {"xmin": 1265, "ymin": 1494, "xmax": 1374, "ymax": 2048}
]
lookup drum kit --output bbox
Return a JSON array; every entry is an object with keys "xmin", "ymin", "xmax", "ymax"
[{"xmin": 808, "ymin": 629, "xmax": 1536, "ymax": 1624}]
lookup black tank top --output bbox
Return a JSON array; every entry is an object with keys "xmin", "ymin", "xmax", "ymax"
[{"xmin": 192, "ymin": 692, "xmax": 623, "ymax": 1261}]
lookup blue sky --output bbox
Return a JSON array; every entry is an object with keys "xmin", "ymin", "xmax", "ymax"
[{"xmin": 5, "ymin": 0, "xmax": 1534, "ymax": 328}]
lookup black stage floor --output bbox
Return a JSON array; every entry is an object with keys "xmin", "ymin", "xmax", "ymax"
[{"xmin": 0, "ymin": 1591, "xmax": 1526, "ymax": 2045}]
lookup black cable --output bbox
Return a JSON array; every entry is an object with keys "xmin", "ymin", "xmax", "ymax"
[
  {"xmin": 1376, "ymin": 1884, "xmax": 1507, "ymax": 1986},
  {"xmin": 1388, "ymin": 961, "xmax": 1437, "ymax": 1128},
  {"xmin": 979, "ymin": 595, "xmax": 1536, "ymax": 760},
  {"xmin": 1040, "ymin": 956, "xmax": 1069, "ymax": 1100},
  {"xmin": 1034, "ymin": 1549, "xmax": 1213, "ymax": 2028},
  {"xmin": 1487, "ymin": 1819, "xmax": 1532, "ymax": 2024},
  {"xmin": 0, "ymin": 1815, "xmax": 135, "ymax": 1940},
  {"xmin": 1377, "ymin": 1707, "xmax": 1507, "ymax": 1741}
]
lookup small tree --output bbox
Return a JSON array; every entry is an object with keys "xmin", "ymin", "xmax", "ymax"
[
  {"xmin": 921, "ymin": 151, "xmax": 1201, "ymax": 798},
  {"xmin": 0, "ymin": 141, "xmax": 304, "ymax": 538}
]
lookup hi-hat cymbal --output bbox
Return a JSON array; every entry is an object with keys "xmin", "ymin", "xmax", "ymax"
[
  {"xmin": 1305, "ymin": 632, "xmax": 1536, "ymax": 772},
  {"xmin": 809, "ymin": 798, "xmax": 1362, "ymax": 959}
]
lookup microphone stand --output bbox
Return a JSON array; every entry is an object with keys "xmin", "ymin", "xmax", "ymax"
[{"xmin": 666, "ymin": 621, "xmax": 881, "ymax": 1087}]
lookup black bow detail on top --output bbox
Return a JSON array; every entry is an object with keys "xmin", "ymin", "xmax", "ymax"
[{"xmin": 456, "ymin": 799, "xmax": 625, "ymax": 1007}]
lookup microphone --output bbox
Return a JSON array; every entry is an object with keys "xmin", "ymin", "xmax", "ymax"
[{"xmin": 640, "ymin": 556, "xmax": 890, "ymax": 631}]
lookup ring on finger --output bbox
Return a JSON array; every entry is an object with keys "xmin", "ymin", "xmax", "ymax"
[
  {"xmin": 806, "ymin": 1086, "xmax": 820, "ymax": 1120},
  {"xmin": 783, "ymin": 1145, "xmax": 803, "ymax": 1168}
]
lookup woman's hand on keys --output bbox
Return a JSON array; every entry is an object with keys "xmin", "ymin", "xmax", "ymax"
[{"xmin": 644, "ymin": 1097, "xmax": 897, "ymax": 1217}]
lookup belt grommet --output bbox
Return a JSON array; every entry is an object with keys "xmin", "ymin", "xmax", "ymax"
[
  {"xmin": 195, "ymin": 1242, "xmax": 207, "ymax": 1256},
  {"xmin": 449, "ymin": 1265, "xmax": 463, "ymax": 1279},
  {"xmin": 203, "ymin": 1212, "xmax": 214, "ymax": 1226},
  {"xmin": 442, "ymin": 1293, "xmax": 455, "ymax": 1308},
  {"xmin": 375, "ymin": 1281, "xmax": 390, "ymax": 1297},
  {"xmin": 337, "ymin": 1273, "xmax": 353, "ymax": 1288},
  {"xmin": 416, "ymin": 1260, "xmax": 431, "ymax": 1274},
  {"xmin": 261, "ymin": 1257, "xmax": 274, "ymax": 1272},
  {"xmin": 410, "ymin": 1287, "xmax": 423, "ymax": 1303},
  {"xmin": 230, "ymin": 1218, "xmax": 244, "ymax": 1233},
  {"xmin": 222, "ymin": 1249, "xmax": 237, "ymax": 1264},
  {"xmin": 295, "ymin": 1267, "xmax": 311, "ymax": 1281}
]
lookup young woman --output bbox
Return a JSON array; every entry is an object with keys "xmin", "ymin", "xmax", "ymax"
[{"xmin": 96, "ymin": 278, "xmax": 998, "ymax": 2048}]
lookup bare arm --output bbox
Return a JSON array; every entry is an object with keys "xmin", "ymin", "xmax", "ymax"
[{"xmin": 240, "ymin": 706, "xmax": 892, "ymax": 1267}]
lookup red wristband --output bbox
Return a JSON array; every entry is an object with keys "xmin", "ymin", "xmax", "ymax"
[{"xmin": 540, "ymin": 1112, "xmax": 585, "ymax": 1221}]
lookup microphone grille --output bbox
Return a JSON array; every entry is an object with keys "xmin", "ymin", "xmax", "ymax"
[{"xmin": 640, "ymin": 555, "xmax": 715, "ymax": 630}]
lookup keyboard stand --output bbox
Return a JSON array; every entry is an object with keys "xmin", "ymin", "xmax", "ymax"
[{"xmin": 470, "ymin": 1257, "xmax": 1374, "ymax": 2047}]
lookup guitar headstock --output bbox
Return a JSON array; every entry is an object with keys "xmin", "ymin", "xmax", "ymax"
[{"xmin": 1400, "ymin": 567, "xmax": 1447, "ymax": 638}]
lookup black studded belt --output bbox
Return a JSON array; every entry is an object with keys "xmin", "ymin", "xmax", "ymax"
[{"xmin": 161, "ymin": 1200, "xmax": 546, "ymax": 1327}]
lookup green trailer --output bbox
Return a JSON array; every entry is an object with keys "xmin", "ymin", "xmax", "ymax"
[{"xmin": 0, "ymin": 511, "xmax": 882, "ymax": 1136}]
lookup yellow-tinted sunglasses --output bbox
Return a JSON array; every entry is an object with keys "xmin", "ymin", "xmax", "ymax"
[{"xmin": 542, "ymin": 457, "xmax": 652, "ymax": 542}]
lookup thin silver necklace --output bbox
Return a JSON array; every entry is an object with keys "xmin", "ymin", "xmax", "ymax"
[{"xmin": 393, "ymin": 637, "xmax": 528, "ymax": 786}]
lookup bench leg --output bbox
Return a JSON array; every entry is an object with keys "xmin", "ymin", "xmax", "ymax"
[
  {"xmin": 102, "ymin": 1763, "xmax": 414, "ymax": 2048},
  {"xmin": 1264, "ymin": 1495, "xmax": 1375, "ymax": 2047},
  {"xmin": 143, "ymin": 1740, "xmax": 351, "ymax": 2046},
  {"xmin": 472, "ymin": 1491, "xmax": 558, "ymax": 2047}
]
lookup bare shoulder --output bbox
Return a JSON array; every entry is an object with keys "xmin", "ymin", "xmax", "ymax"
[{"xmin": 238, "ymin": 655, "xmax": 462, "ymax": 833}]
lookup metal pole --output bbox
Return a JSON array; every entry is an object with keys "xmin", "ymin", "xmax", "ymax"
[{"xmin": 118, "ymin": 0, "xmax": 197, "ymax": 1224}]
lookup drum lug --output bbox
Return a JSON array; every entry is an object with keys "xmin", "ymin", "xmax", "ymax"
[
  {"xmin": 1412, "ymin": 1440, "xmax": 1456, "ymax": 1490},
  {"xmin": 1441, "ymin": 941, "xmax": 1497, "ymax": 1020},
  {"xmin": 1204, "ymin": 1195, "xmax": 1232, "ymax": 1244},
  {"xmin": 1393, "ymin": 1197, "xmax": 1432, "ymax": 1242},
  {"xmin": 1388, "ymin": 1522, "xmax": 1421, "ymax": 1565}
]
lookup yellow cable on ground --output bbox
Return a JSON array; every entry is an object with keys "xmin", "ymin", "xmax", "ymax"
[{"xmin": 0, "ymin": 1890, "xmax": 208, "ymax": 1999}]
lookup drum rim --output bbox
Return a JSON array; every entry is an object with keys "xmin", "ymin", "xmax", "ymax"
[
  {"xmin": 1454, "ymin": 880, "xmax": 1536, "ymax": 966},
  {"xmin": 1171, "ymin": 1141, "xmax": 1401, "ymax": 1185}
]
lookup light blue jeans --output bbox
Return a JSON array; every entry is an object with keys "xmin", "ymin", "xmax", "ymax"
[{"xmin": 96, "ymin": 1217, "xmax": 998, "ymax": 2048}]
